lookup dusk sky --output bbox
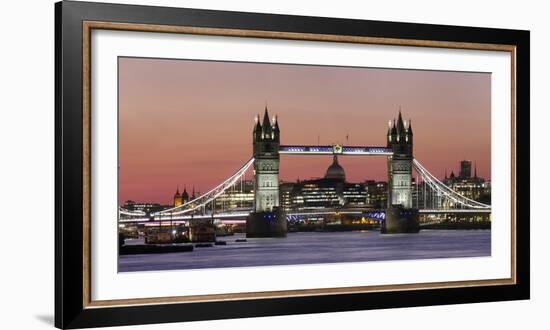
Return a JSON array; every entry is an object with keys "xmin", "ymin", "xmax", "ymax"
[{"xmin": 119, "ymin": 57, "xmax": 490, "ymax": 205}]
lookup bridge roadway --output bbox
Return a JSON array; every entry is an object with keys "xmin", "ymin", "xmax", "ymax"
[
  {"xmin": 118, "ymin": 207, "xmax": 491, "ymax": 224},
  {"xmin": 279, "ymin": 145, "xmax": 393, "ymax": 155}
]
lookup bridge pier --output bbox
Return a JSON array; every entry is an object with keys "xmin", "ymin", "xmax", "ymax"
[
  {"xmin": 246, "ymin": 208, "xmax": 287, "ymax": 238},
  {"xmin": 382, "ymin": 205, "xmax": 419, "ymax": 234}
]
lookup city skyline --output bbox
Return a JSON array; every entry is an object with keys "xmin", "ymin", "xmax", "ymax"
[{"xmin": 119, "ymin": 57, "xmax": 491, "ymax": 205}]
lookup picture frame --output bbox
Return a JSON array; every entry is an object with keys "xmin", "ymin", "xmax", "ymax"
[{"xmin": 55, "ymin": 0, "xmax": 530, "ymax": 328}]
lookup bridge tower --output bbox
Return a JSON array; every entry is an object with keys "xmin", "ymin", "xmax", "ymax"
[
  {"xmin": 383, "ymin": 111, "xmax": 419, "ymax": 233},
  {"xmin": 247, "ymin": 107, "xmax": 287, "ymax": 237}
]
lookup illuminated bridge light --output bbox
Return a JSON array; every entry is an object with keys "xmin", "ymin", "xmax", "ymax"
[
  {"xmin": 120, "ymin": 147, "xmax": 490, "ymax": 225},
  {"xmin": 277, "ymin": 146, "xmax": 393, "ymax": 155}
]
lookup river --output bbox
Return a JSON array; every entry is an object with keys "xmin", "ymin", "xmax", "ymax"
[{"xmin": 119, "ymin": 230, "xmax": 490, "ymax": 272}]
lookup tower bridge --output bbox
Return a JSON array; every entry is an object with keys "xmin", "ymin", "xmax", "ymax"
[{"xmin": 119, "ymin": 107, "xmax": 491, "ymax": 236}]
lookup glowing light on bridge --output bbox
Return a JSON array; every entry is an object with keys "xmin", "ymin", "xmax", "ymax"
[
  {"xmin": 413, "ymin": 159, "xmax": 491, "ymax": 209},
  {"xmin": 119, "ymin": 152, "xmax": 491, "ymax": 224},
  {"xmin": 279, "ymin": 145, "xmax": 393, "ymax": 155}
]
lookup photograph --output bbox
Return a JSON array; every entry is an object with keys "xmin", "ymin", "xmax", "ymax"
[
  {"xmin": 117, "ymin": 57, "xmax": 492, "ymax": 272},
  {"xmin": 43, "ymin": 0, "xmax": 533, "ymax": 328}
]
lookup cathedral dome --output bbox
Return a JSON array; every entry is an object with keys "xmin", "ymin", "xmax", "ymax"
[{"xmin": 325, "ymin": 155, "xmax": 346, "ymax": 181}]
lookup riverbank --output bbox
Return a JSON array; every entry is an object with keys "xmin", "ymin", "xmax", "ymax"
[
  {"xmin": 420, "ymin": 221, "xmax": 491, "ymax": 230},
  {"xmin": 288, "ymin": 221, "xmax": 490, "ymax": 232}
]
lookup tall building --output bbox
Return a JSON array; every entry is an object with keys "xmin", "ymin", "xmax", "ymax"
[
  {"xmin": 387, "ymin": 111, "xmax": 413, "ymax": 208},
  {"xmin": 443, "ymin": 161, "xmax": 490, "ymax": 204},
  {"xmin": 281, "ymin": 155, "xmax": 371, "ymax": 211},
  {"xmin": 343, "ymin": 183, "xmax": 369, "ymax": 206},
  {"xmin": 122, "ymin": 200, "xmax": 164, "ymax": 213},
  {"xmin": 213, "ymin": 180, "xmax": 254, "ymax": 211},
  {"xmin": 364, "ymin": 180, "xmax": 388, "ymax": 208},
  {"xmin": 252, "ymin": 106, "xmax": 280, "ymax": 212},
  {"xmin": 280, "ymin": 182, "xmax": 294, "ymax": 212},
  {"xmin": 460, "ymin": 160, "xmax": 472, "ymax": 178}
]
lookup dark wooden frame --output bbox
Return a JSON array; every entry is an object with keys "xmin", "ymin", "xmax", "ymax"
[{"xmin": 55, "ymin": 0, "xmax": 530, "ymax": 328}]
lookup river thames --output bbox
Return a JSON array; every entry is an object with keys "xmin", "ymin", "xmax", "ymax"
[{"xmin": 119, "ymin": 230, "xmax": 490, "ymax": 272}]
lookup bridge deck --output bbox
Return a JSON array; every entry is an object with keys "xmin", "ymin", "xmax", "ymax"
[
  {"xmin": 119, "ymin": 208, "xmax": 490, "ymax": 224},
  {"xmin": 279, "ymin": 145, "xmax": 392, "ymax": 155}
]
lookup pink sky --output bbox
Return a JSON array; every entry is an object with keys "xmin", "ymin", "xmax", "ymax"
[{"xmin": 119, "ymin": 57, "xmax": 490, "ymax": 205}]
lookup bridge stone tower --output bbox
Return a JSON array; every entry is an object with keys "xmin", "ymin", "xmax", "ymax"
[
  {"xmin": 247, "ymin": 107, "xmax": 287, "ymax": 237},
  {"xmin": 383, "ymin": 111, "xmax": 419, "ymax": 233}
]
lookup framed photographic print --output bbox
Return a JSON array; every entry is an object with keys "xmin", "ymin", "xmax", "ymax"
[{"xmin": 55, "ymin": 1, "xmax": 530, "ymax": 328}]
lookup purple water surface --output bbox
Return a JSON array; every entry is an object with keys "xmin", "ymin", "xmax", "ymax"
[{"xmin": 118, "ymin": 230, "xmax": 491, "ymax": 272}]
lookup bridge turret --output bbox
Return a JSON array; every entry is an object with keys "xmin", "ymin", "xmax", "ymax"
[
  {"xmin": 387, "ymin": 120, "xmax": 393, "ymax": 146},
  {"xmin": 384, "ymin": 110, "xmax": 418, "ymax": 233},
  {"xmin": 248, "ymin": 106, "xmax": 285, "ymax": 237},
  {"xmin": 396, "ymin": 110, "xmax": 406, "ymax": 141},
  {"xmin": 261, "ymin": 106, "xmax": 273, "ymax": 139},
  {"xmin": 389, "ymin": 111, "xmax": 413, "ymax": 157},
  {"xmin": 405, "ymin": 119, "xmax": 413, "ymax": 155},
  {"xmin": 387, "ymin": 110, "xmax": 414, "ymax": 209},
  {"xmin": 253, "ymin": 106, "xmax": 280, "ymax": 211},
  {"xmin": 273, "ymin": 115, "xmax": 280, "ymax": 142},
  {"xmin": 389, "ymin": 119, "xmax": 398, "ymax": 147},
  {"xmin": 253, "ymin": 114, "xmax": 262, "ymax": 141}
]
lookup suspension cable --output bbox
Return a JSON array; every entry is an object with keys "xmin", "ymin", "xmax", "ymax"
[
  {"xmin": 413, "ymin": 159, "xmax": 490, "ymax": 209},
  {"xmin": 152, "ymin": 157, "xmax": 255, "ymax": 216}
]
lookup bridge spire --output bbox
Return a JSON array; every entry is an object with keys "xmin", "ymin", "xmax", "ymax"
[
  {"xmin": 390, "ymin": 119, "xmax": 397, "ymax": 144},
  {"xmin": 262, "ymin": 106, "xmax": 272, "ymax": 136},
  {"xmin": 387, "ymin": 121, "xmax": 392, "ymax": 145},
  {"xmin": 253, "ymin": 114, "xmax": 262, "ymax": 140},
  {"xmin": 397, "ymin": 109, "xmax": 405, "ymax": 135},
  {"xmin": 273, "ymin": 115, "xmax": 280, "ymax": 142}
]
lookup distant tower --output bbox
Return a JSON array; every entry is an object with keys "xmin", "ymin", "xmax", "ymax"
[
  {"xmin": 253, "ymin": 106, "xmax": 280, "ymax": 212},
  {"xmin": 182, "ymin": 186, "xmax": 189, "ymax": 203},
  {"xmin": 387, "ymin": 111, "xmax": 413, "ymax": 208},
  {"xmin": 173, "ymin": 187, "xmax": 183, "ymax": 207},
  {"xmin": 460, "ymin": 160, "xmax": 472, "ymax": 178}
]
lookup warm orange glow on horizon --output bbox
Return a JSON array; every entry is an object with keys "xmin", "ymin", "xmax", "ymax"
[{"xmin": 119, "ymin": 57, "xmax": 491, "ymax": 205}]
